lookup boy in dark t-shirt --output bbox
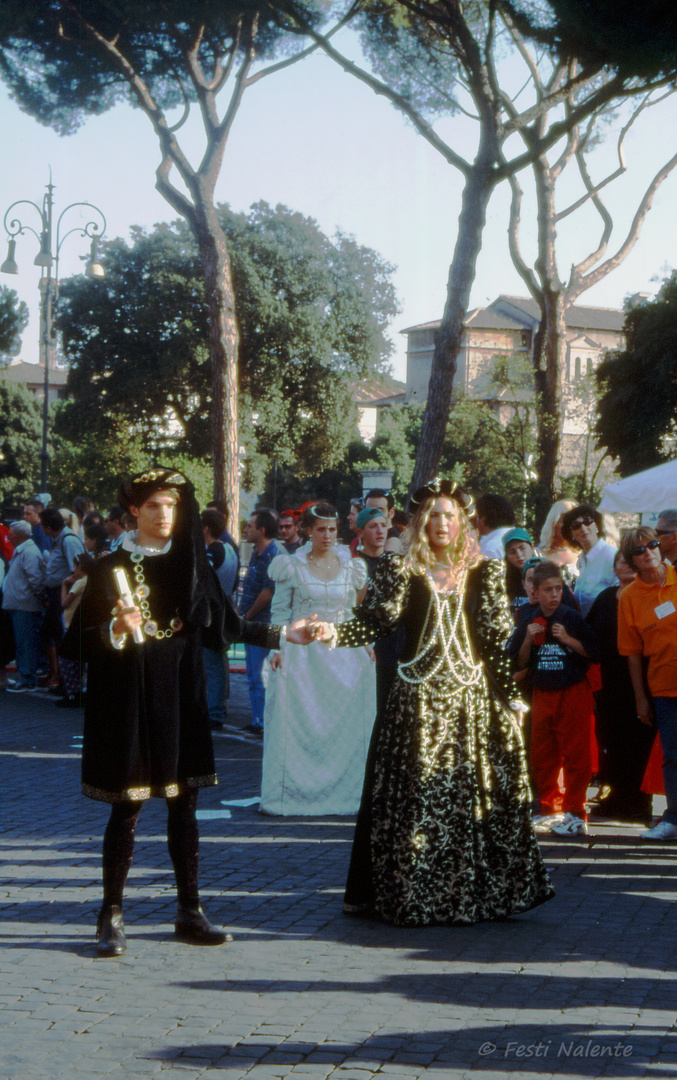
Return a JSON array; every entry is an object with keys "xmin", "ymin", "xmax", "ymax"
[{"xmin": 508, "ymin": 561, "xmax": 599, "ymax": 836}]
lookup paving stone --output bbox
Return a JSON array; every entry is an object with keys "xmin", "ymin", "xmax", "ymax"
[{"xmin": 2, "ymin": 685, "xmax": 677, "ymax": 1080}]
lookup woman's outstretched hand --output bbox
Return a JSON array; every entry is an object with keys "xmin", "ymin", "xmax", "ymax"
[{"xmin": 287, "ymin": 615, "xmax": 321, "ymax": 645}]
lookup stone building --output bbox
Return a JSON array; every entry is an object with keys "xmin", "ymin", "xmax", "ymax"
[
  {"xmin": 0, "ymin": 359, "xmax": 68, "ymax": 404},
  {"xmin": 397, "ymin": 294, "xmax": 629, "ymax": 479}
]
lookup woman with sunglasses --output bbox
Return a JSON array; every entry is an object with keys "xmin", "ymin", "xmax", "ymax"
[
  {"xmin": 561, "ymin": 504, "xmax": 618, "ymax": 618},
  {"xmin": 618, "ymin": 527, "xmax": 677, "ymax": 840}
]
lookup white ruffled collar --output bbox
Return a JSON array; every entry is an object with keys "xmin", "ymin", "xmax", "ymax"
[
  {"xmin": 122, "ymin": 530, "xmax": 172, "ymax": 557},
  {"xmin": 296, "ymin": 542, "xmax": 351, "ymax": 567}
]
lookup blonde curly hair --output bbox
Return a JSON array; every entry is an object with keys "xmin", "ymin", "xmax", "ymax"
[{"xmin": 403, "ymin": 495, "xmax": 482, "ymax": 576}]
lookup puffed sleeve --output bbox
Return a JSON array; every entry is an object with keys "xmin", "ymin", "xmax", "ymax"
[
  {"xmin": 268, "ymin": 554, "xmax": 296, "ymax": 627},
  {"xmin": 350, "ymin": 555, "xmax": 369, "ymax": 592},
  {"xmin": 467, "ymin": 558, "xmax": 516, "ymax": 706},
  {"xmin": 335, "ymin": 554, "xmax": 410, "ymax": 648}
]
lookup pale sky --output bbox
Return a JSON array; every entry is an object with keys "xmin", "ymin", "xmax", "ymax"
[{"xmin": 2, "ymin": 28, "xmax": 676, "ymax": 383}]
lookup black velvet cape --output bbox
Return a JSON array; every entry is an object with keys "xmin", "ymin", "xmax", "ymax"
[{"xmin": 64, "ymin": 544, "xmax": 279, "ymax": 804}]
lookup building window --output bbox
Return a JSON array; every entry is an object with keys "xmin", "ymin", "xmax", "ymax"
[
  {"xmin": 586, "ymin": 357, "xmax": 593, "ymax": 375},
  {"xmin": 575, "ymin": 356, "xmax": 581, "ymax": 379},
  {"xmin": 565, "ymin": 358, "xmax": 570, "ymax": 382}
]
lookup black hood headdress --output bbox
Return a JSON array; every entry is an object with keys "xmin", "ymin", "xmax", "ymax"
[{"xmin": 119, "ymin": 467, "xmax": 220, "ymax": 633}]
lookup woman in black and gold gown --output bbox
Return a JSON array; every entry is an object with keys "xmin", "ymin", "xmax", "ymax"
[{"xmin": 319, "ymin": 479, "xmax": 554, "ymax": 927}]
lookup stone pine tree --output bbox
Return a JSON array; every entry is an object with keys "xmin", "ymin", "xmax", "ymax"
[
  {"xmin": 503, "ymin": 47, "xmax": 677, "ymax": 515},
  {"xmin": 282, "ymin": 0, "xmax": 677, "ymax": 493},
  {"xmin": 0, "ymin": 1, "xmax": 359, "ymax": 522}
]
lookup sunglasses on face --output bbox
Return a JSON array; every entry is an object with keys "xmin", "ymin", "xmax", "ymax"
[
  {"xmin": 630, "ymin": 539, "xmax": 661, "ymax": 557},
  {"xmin": 571, "ymin": 517, "xmax": 595, "ymax": 530}
]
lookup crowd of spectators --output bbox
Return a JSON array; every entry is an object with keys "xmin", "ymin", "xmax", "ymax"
[{"xmin": 3, "ymin": 482, "xmax": 677, "ymax": 845}]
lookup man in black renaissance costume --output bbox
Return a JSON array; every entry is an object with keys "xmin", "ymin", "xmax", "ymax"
[{"xmin": 66, "ymin": 468, "xmax": 316, "ymax": 956}]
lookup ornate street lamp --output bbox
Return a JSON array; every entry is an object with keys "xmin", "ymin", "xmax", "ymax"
[{"xmin": 1, "ymin": 174, "xmax": 106, "ymax": 489}]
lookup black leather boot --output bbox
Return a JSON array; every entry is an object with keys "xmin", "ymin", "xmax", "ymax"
[
  {"xmin": 96, "ymin": 905, "xmax": 126, "ymax": 957},
  {"xmin": 174, "ymin": 904, "xmax": 232, "ymax": 945}
]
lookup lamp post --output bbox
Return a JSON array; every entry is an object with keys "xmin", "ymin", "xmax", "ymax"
[{"xmin": 1, "ymin": 175, "xmax": 106, "ymax": 489}]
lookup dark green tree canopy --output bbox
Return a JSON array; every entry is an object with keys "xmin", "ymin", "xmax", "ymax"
[
  {"xmin": 0, "ymin": 1, "xmax": 316, "ymax": 134},
  {"xmin": 504, "ymin": 0, "xmax": 677, "ymax": 81},
  {"xmin": 0, "ymin": 382, "xmax": 42, "ymax": 503},
  {"xmin": 596, "ymin": 273, "xmax": 677, "ymax": 475},
  {"xmin": 54, "ymin": 202, "xmax": 398, "ymax": 484},
  {"xmin": 0, "ymin": 285, "xmax": 28, "ymax": 359}
]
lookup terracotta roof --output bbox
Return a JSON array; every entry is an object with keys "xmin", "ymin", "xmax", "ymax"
[
  {"xmin": 0, "ymin": 361, "xmax": 68, "ymax": 385},
  {"xmin": 353, "ymin": 374, "xmax": 406, "ymax": 405}
]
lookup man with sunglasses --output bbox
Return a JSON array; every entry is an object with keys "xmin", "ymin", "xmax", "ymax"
[
  {"xmin": 656, "ymin": 509, "xmax": 677, "ymax": 567},
  {"xmin": 618, "ymin": 527, "xmax": 677, "ymax": 840}
]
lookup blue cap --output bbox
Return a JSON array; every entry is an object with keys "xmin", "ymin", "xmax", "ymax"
[
  {"xmin": 502, "ymin": 527, "xmax": 532, "ymax": 550},
  {"xmin": 356, "ymin": 507, "xmax": 386, "ymax": 530}
]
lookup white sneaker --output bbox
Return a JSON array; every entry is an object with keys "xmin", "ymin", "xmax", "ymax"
[
  {"xmin": 640, "ymin": 820, "xmax": 677, "ymax": 841},
  {"xmin": 550, "ymin": 813, "xmax": 588, "ymax": 837},
  {"xmin": 533, "ymin": 813, "xmax": 565, "ymax": 833}
]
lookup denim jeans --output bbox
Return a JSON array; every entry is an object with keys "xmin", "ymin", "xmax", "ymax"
[
  {"xmin": 245, "ymin": 643, "xmax": 269, "ymax": 727},
  {"xmin": 652, "ymin": 697, "xmax": 677, "ymax": 824},
  {"xmin": 8, "ymin": 609, "xmax": 43, "ymax": 687},
  {"xmin": 202, "ymin": 647, "xmax": 229, "ymax": 726}
]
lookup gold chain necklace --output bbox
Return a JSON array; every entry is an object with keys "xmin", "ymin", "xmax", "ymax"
[{"xmin": 129, "ymin": 551, "xmax": 183, "ymax": 640}]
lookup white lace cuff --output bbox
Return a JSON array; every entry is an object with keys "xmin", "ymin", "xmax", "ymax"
[
  {"xmin": 109, "ymin": 619, "xmax": 127, "ymax": 650},
  {"xmin": 324, "ymin": 623, "xmax": 338, "ymax": 650},
  {"xmin": 278, "ymin": 624, "xmax": 287, "ymax": 652}
]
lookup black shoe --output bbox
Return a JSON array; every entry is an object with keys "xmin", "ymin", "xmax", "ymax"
[
  {"xmin": 174, "ymin": 905, "xmax": 232, "ymax": 945},
  {"xmin": 244, "ymin": 723, "xmax": 263, "ymax": 739},
  {"xmin": 96, "ymin": 905, "xmax": 126, "ymax": 957},
  {"xmin": 56, "ymin": 694, "xmax": 84, "ymax": 708},
  {"xmin": 210, "ymin": 720, "xmax": 224, "ymax": 731}
]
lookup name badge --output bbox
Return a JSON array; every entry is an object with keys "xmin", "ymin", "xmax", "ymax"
[{"xmin": 654, "ymin": 601, "xmax": 676, "ymax": 620}]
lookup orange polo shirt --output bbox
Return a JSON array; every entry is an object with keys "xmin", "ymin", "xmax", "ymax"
[{"xmin": 618, "ymin": 562, "xmax": 677, "ymax": 697}]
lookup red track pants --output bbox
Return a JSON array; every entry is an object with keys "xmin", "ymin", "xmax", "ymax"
[{"xmin": 531, "ymin": 680, "xmax": 594, "ymax": 819}]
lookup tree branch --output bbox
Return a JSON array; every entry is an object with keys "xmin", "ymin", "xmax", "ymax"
[
  {"xmin": 557, "ymin": 90, "xmax": 675, "ymax": 221},
  {"xmin": 272, "ymin": 6, "xmax": 473, "ymax": 175},
  {"xmin": 60, "ymin": 2, "xmax": 199, "ymax": 197},
  {"xmin": 507, "ymin": 174, "xmax": 540, "ymax": 297},
  {"xmin": 247, "ymin": 0, "xmax": 362, "ymax": 87},
  {"xmin": 570, "ymin": 149, "xmax": 677, "ymax": 298},
  {"xmin": 499, "ymin": 2, "xmax": 543, "ymax": 93}
]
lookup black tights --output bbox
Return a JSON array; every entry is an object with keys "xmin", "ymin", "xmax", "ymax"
[{"xmin": 101, "ymin": 788, "xmax": 200, "ymax": 913}]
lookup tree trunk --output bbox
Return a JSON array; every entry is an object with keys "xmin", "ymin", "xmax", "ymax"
[
  {"xmin": 532, "ymin": 288, "xmax": 566, "ymax": 526},
  {"xmin": 530, "ymin": 155, "xmax": 565, "ymax": 530},
  {"xmin": 194, "ymin": 200, "xmax": 240, "ymax": 527},
  {"xmin": 410, "ymin": 166, "xmax": 496, "ymax": 491}
]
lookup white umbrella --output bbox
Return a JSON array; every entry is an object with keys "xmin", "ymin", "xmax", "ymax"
[{"xmin": 599, "ymin": 458, "xmax": 677, "ymax": 514}]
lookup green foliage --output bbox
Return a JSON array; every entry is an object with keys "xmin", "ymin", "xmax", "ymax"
[
  {"xmin": 261, "ymin": 439, "xmax": 376, "ymax": 522},
  {"xmin": 503, "ymin": 0, "xmax": 677, "ymax": 80},
  {"xmin": 596, "ymin": 273, "xmax": 677, "ymax": 475},
  {"xmin": 54, "ymin": 203, "xmax": 399, "ymax": 481},
  {"xmin": 48, "ymin": 413, "xmax": 150, "ymax": 507},
  {"xmin": 0, "ymin": 382, "xmax": 42, "ymax": 503},
  {"xmin": 55, "ymin": 225, "xmax": 211, "ymax": 457},
  {"xmin": 0, "ymin": 285, "xmax": 28, "ymax": 359},
  {"xmin": 0, "ymin": 1, "xmax": 317, "ymax": 134}
]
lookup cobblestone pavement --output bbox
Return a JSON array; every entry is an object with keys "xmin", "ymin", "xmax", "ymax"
[{"xmin": 2, "ymin": 676, "xmax": 677, "ymax": 1080}]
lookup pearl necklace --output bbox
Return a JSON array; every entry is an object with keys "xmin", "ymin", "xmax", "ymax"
[{"xmin": 398, "ymin": 569, "xmax": 484, "ymax": 687}]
